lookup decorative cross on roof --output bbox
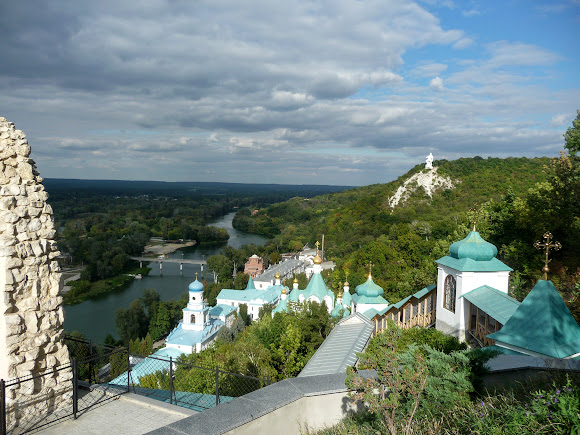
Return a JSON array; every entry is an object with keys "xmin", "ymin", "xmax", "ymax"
[
  {"xmin": 469, "ymin": 203, "xmax": 480, "ymax": 232},
  {"xmin": 368, "ymin": 262, "xmax": 374, "ymax": 279},
  {"xmin": 534, "ymin": 232, "xmax": 562, "ymax": 280},
  {"xmin": 315, "ymin": 240, "xmax": 320, "ymax": 251},
  {"xmin": 195, "ymin": 271, "xmax": 198, "ymax": 279}
]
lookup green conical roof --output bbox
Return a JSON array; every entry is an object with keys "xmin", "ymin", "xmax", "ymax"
[
  {"xmin": 355, "ymin": 276, "xmax": 384, "ymax": 297},
  {"xmin": 488, "ymin": 280, "xmax": 580, "ymax": 359},
  {"xmin": 245, "ymin": 276, "xmax": 256, "ymax": 290},
  {"xmin": 449, "ymin": 231, "xmax": 497, "ymax": 261},
  {"xmin": 302, "ymin": 272, "xmax": 334, "ymax": 302}
]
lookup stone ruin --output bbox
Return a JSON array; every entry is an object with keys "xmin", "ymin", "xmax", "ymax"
[{"xmin": 0, "ymin": 117, "xmax": 71, "ymax": 430}]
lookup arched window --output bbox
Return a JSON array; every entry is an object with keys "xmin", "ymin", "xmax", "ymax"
[
  {"xmin": 443, "ymin": 275, "xmax": 456, "ymax": 313},
  {"xmin": 190, "ymin": 314, "xmax": 196, "ymax": 323}
]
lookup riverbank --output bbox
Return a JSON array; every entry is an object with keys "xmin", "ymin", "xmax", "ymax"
[
  {"xmin": 63, "ymin": 266, "xmax": 152, "ymax": 306},
  {"xmin": 143, "ymin": 240, "xmax": 196, "ymax": 256}
]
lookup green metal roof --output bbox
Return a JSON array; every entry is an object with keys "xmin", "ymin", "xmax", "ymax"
[
  {"xmin": 436, "ymin": 255, "xmax": 513, "ymax": 272},
  {"xmin": 362, "ymin": 308, "xmax": 379, "ymax": 319},
  {"xmin": 413, "ymin": 284, "xmax": 436, "ymax": 299},
  {"xmin": 488, "ymin": 280, "xmax": 580, "ymax": 359},
  {"xmin": 449, "ymin": 231, "xmax": 498, "ymax": 261},
  {"xmin": 436, "ymin": 231, "xmax": 512, "ymax": 272},
  {"xmin": 246, "ymin": 276, "xmax": 256, "ymax": 290},
  {"xmin": 272, "ymin": 298, "xmax": 289, "ymax": 314},
  {"xmin": 355, "ymin": 276, "xmax": 385, "ymax": 297},
  {"xmin": 459, "ymin": 285, "xmax": 520, "ymax": 325},
  {"xmin": 290, "ymin": 272, "xmax": 334, "ymax": 304},
  {"xmin": 351, "ymin": 293, "xmax": 389, "ymax": 305}
]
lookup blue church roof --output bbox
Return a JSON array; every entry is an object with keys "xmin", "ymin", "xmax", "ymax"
[{"xmin": 189, "ymin": 279, "xmax": 204, "ymax": 292}]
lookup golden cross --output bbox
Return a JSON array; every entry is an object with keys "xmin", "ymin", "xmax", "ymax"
[
  {"xmin": 469, "ymin": 203, "xmax": 480, "ymax": 231},
  {"xmin": 195, "ymin": 272, "xmax": 198, "ymax": 279},
  {"xmin": 315, "ymin": 241, "xmax": 320, "ymax": 251},
  {"xmin": 368, "ymin": 262, "xmax": 374, "ymax": 279},
  {"xmin": 534, "ymin": 232, "xmax": 562, "ymax": 280}
]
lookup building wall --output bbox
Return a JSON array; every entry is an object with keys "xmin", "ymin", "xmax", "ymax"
[{"xmin": 436, "ymin": 265, "xmax": 510, "ymax": 341}]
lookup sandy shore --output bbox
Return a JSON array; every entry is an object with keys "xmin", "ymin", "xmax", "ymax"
[{"xmin": 143, "ymin": 241, "xmax": 196, "ymax": 255}]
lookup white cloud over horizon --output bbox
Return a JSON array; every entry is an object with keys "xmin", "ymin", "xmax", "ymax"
[{"xmin": 0, "ymin": 0, "xmax": 578, "ymax": 186}]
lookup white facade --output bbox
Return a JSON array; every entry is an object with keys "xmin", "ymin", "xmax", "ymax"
[{"xmin": 435, "ymin": 264, "xmax": 510, "ymax": 341}]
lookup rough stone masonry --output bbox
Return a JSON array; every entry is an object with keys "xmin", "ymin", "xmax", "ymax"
[{"xmin": 0, "ymin": 117, "xmax": 71, "ymax": 428}]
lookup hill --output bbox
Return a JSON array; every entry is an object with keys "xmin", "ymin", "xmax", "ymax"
[{"xmin": 234, "ymin": 155, "xmax": 579, "ymax": 316}]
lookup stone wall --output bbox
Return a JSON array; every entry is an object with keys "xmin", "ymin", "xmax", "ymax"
[{"xmin": 0, "ymin": 117, "xmax": 71, "ymax": 430}]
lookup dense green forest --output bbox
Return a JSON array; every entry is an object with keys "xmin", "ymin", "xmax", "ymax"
[
  {"xmin": 233, "ymin": 153, "xmax": 579, "ymax": 319},
  {"xmin": 45, "ymin": 180, "xmax": 350, "ymax": 303}
]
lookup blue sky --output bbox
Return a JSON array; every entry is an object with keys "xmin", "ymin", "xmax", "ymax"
[{"xmin": 0, "ymin": 0, "xmax": 578, "ymax": 186}]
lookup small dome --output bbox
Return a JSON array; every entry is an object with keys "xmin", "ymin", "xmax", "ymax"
[
  {"xmin": 449, "ymin": 231, "xmax": 498, "ymax": 261},
  {"xmin": 275, "ymin": 272, "xmax": 281, "ymax": 279},
  {"xmin": 331, "ymin": 305, "xmax": 350, "ymax": 318},
  {"xmin": 281, "ymin": 287, "xmax": 287, "ymax": 295},
  {"xmin": 344, "ymin": 280, "xmax": 349, "ymax": 287},
  {"xmin": 313, "ymin": 254, "xmax": 322, "ymax": 264},
  {"xmin": 355, "ymin": 276, "xmax": 384, "ymax": 297},
  {"xmin": 294, "ymin": 276, "xmax": 298, "ymax": 283},
  {"xmin": 188, "ymin": 279, "xmax": 204, "ymax": 292}
]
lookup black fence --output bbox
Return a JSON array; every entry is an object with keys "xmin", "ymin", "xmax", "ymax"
[
  {"xmin": 1, "ymin": 337, "xmax": 128, "ymax": 435},
  {"xmin": 1, "ymin": 336, "xmax": 274, "ymax": 434},
  {"xmin": 125, "ymin": 353, "xmax": 273, "ymax": 411}
]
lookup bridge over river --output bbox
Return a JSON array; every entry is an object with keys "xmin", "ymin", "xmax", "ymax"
[{"xmin": 130, "ymin": 256, "xmax": 207, "ymax": 271}]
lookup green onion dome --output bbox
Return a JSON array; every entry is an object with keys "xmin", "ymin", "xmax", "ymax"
[
  {"xmin": 355, "ymin": 276, "xmax": 384, "ymax": 297},
  {"xmin": 449, "ymin": 231, "xmax": 498, "ymax": 261}
]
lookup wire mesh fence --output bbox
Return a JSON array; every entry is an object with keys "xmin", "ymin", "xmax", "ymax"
[
  {"xmin": 1, "ymin": 337, "xmax": 129, "ymax": 435},
  {"xmin": 1, "ymin": 336, "xmax": 274, "ymax": 433},
  {"xmin": 120, "ymin": 352, "xmax": 273, "ymax": 412}
]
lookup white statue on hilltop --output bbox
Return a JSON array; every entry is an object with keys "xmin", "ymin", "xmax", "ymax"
[{"xmin": 425, "ymin": 152, "xmax": 434, "ymax": 170}]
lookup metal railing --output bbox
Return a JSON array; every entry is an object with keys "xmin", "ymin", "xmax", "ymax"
[
  {"xmin": 1, "ymin": 335, "xmax": 274, "ymax": 433},
  {"xmin": 1, "ymin": 339, "xmax": 128, "ymax": 435},
  {"xmin": 121, "ymin": 352, "xmax": 273, "ymax": 411}
]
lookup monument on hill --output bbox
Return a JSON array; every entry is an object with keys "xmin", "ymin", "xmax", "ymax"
[
  {"xmin": 425, "ymin": 152, "xmax": 434, "ymax": 170},
  {"xmin": 0, "ymin": 117, "xmax": 71, "ymax": 430}
]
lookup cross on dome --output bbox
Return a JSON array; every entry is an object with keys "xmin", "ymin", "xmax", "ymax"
[
  {"xmin": 469, "ymin": 203, "xmax": 480, "ymax": 232},
  {"xmin": 534, "ymin": 232, "xmax": 562, "ymax": 280}
]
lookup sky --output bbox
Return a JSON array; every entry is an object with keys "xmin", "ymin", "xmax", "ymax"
[{"xmin": 1, "ymin": 0, "xmax": 579, "ymax": 186}]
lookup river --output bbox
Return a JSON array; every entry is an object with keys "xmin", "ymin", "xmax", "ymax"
[{"xmin": 63, "ymin": 212, "xmax": 268, "ymax": 343}]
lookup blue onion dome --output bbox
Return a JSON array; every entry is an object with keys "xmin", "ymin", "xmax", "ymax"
[
  {"xmin": 449, "ymin": 231, "xmax": 498, "ymax": 261},
  {"xmin": 188, "ymin": 278, "xmax": 204, "ymax": 292},
  {"xmin": 355, "ymin": 276, "xmax": 384, "ymax": 297}
]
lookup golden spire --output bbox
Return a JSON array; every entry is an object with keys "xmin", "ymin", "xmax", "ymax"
[
  {"xmin": 344, "ymin": 271, "xmax": 349, "ymax": 287},
  {"xmin": 195, "ymin": 272, "xmax": 198, "ymax": 279},
  {"xmin": 293, "ymin": 276, "xmax": 298, "ymax": 283},
  {"xmin": 337, "ymin": 284, "xmax": 343, "ymax": 299},
  {"xmin": 313, "ymin": 240, "xmax": 322, "ymax": 264},
  {"xmin": 534, "ymin": 232, "xmax": 562, "ymax": 280},
  {"xmin": 368, "ymin": 262, "xmax": 374, "ymax": 279},
  {"xmin": 469, "ymin": 203, "xmax": 480, "ymax": 232}
]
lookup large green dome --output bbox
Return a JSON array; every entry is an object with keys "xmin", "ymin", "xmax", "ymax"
[
  {"xmin": 449, "ymin": 231, "xmax": 498, "ymax": 261},
  {"xmin": 355, "ymin": 277, "xmax": 384, "ymax": 297}
]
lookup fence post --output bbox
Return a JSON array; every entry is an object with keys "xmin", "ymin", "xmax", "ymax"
[
  {"xmin": 126, "ymin": 345, "xmax": 131, "ymax": 393},
  {"xmin": 169, "ymin": 357, "xmax": 174, "ymax": 405},
  {"xmin": 88, "ymin": 339, "xmax": 93, "ymax": 385},
  {"xmin": 1, "ymin": 379, "xmax": 6, "ymax": 435},
  {"xmin": 72, "ymin": 358, "xmax": 78, "ymax": 419},
  {"xmin": 215, "ymin": 366, "xmax": 220, "ymax": 407}
]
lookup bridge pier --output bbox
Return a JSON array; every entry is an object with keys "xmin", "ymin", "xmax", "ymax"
[
  {"xmin": 160, "ymin": 261, "xmax": 163, "ymax": 273},
  {"xmin": 180, "ymin": 262, "xmax": 183, "ymax": 274},
  {"xmin": 139, "ymin": 261, "xmax": 142, "ymax": 268}
]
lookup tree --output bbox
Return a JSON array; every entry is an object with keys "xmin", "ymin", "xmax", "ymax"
[
  {"xmin": 115, "ymin": 299, "xmax": 149, "ymax": 343},
  {"xmin": 564, "ymin": 109, "xmax": 580, "ymax": 156},
  {"xmin": 346, "ymin": 327, "xmax": 473, "ymax": 435}
]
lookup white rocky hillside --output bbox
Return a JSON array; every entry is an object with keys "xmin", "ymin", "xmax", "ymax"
[{"xmin": 388, "ymin": 167, "xmax": 456, "ymax": 209}]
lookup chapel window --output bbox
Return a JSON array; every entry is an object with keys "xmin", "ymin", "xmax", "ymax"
[
  {"xmin": 190, "ymin": 314, "xmax": 196, "ymax": 323},
  {"xmin": 443, "ymin": 275, "xmax": 456, "ymax": 313}
]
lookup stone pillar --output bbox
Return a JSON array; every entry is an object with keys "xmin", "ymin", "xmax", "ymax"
[{"xmin": 0, "ymin": 117, "xmax": 71, "ymax": 430}]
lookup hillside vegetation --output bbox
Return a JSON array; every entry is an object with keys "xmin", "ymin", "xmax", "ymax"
[{"xmin": 234, "ymin": 155, "xmax": 579, "ymax": 317}]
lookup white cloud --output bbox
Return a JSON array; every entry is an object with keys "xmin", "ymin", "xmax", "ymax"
[
  {"xmin": 413, "ymin": 63, "xmax": 448, "ymax": 77},
  {"xmin": 429, "ymin": 76, "xmax": 444, "ymax": 91},
  {"xmin": 453, "ymin": 37, "xmax": 474, "ymax": 49}
]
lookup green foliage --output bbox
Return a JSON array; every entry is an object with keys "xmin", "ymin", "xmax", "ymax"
[
  {"xmin": 564, "ymin": 109, "xmax": 580, "ymax": 156},
  {"xmin": 115, "ymin": 299, "xmax": 149, "ymax": 344},
  {"xmin": 347, "ymin": 326, "xmax": 473, "ymax": 435}
]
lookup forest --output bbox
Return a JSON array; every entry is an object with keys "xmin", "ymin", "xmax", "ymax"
[
  {"xmin": 46, "ymin": 180, "xmax": 350, "ymax": 304},
  {"xmin": 233, "ymin": 151, "xmax": 579, "ymax": 320}
]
